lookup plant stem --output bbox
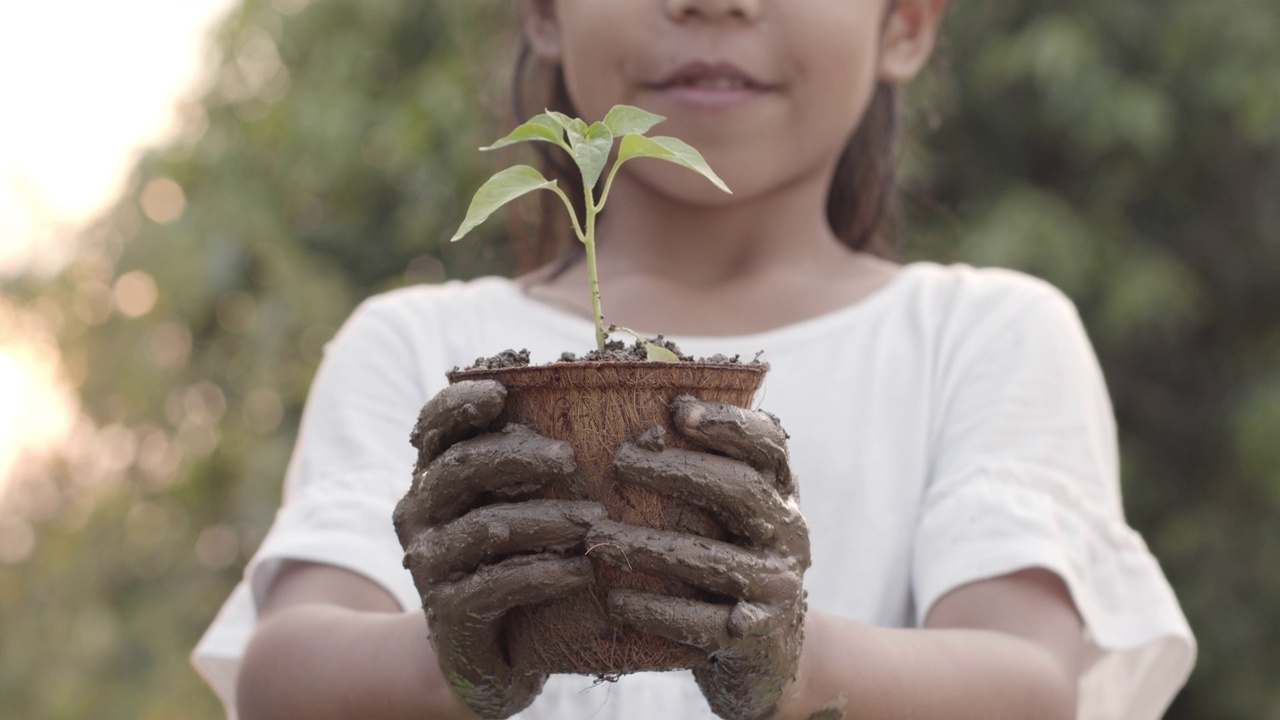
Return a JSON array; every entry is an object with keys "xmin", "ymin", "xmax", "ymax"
[
  {"xmin": 552, "ymin": 185, "xmax": 587, "ymax": 246},
  {"xmin": 584, "ymin": 185, "xmax": 606, "ymax": 352}
]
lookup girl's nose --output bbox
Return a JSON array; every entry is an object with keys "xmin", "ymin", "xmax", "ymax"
[{"xmin": 664, "ymin": 0, "xmax": 762, "ymax": 22}]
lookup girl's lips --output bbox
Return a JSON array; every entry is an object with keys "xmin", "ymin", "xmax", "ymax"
[
  {"xmin": 647, "ymin": 61, "xmax": 775, "ymax": 110},
  {"xmin": 653, "ymin": 83, "xmax": 770, "ymax": 110}
]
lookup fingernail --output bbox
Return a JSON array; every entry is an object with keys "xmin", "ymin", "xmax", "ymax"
[{"xmin": 674, "ymin": 397, "xmax": 707, "ymax": 428}]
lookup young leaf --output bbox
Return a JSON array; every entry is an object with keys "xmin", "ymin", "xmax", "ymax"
[
  {"xmin": 450, "ymin": 165, "xmax": 557, "ymax": 242},
  {"xmin": 617, "ymin": 135, "xmax": 732, "ymax": 194},
  {"xmin": 575, "ymin": 122, "xmax": 614, "ymax": 190},
  {"xmin": 609, "ymin": 326, "xmax": 682, "ymax": 363},
  {"xmin": 546, "ymin": 111, "xmax": 589, "ymax": 140},
  {"xmin": 643, "ymin": 342, "xmax": 681, "ymax": 362},
  {"xmin": 544, "ymin": 110, "xmax": 575, "ymax": 129},
  {"xmin": 480, "ymin": 114, "xmax": 567, "ymax": 152},
  {"xmin": 602, "ymin": 105, "xmax": 666, "ymax": 137}
]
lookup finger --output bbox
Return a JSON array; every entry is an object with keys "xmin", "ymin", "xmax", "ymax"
[
  {"xmin": 727, "ymin": 600, "xmax": 783, "ymax": 640},
  {"xmin": 395, "ymin": 424, "xmax": 575, "ymax": 542},
  {"xmin": 671, "ymin": 396, "xmax": 795, "ymax": 495},
  {"xmin": 606, "ymin": 589, "xmax": 734, "ymax": 654},
  {"xmin": 410, "ymin": 380, "xmax": 506, "ymax": 466},
  {"xmin": 430, "ymin": 641, "xmax": 543, "ymax": 720},
  {"xmin": 429, "ymin": 611, "xmax": 546, "ymax": 720},
  {"xmin": 431, "ymin": 622, "xmax": 545, "ymax": 720},
  {"xmin": 613, "ymin": 442, "xmax": 794, "ymax": 546},
  {"xmin": 427, "ymin": 556, "xmax": 588, "ymax": 718},
  {"xmin": 428, "ymin": 555, "xmax": 594, "ymax": 618},
  {"xmin": 408, "ymin": 500, "xmax": 605, "ymax": 582},
  {"xmin": 586, "ymin": 519, "xmax": 801, "ymax": 604},
  {"xmin": 413, "ymin": 423, "xmax": 575, "ymax": 524}
]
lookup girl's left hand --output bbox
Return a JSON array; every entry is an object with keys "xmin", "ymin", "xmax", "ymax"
[{"xmin": 586, "ymin": 395, "xmax": 812, "ymax": 720}]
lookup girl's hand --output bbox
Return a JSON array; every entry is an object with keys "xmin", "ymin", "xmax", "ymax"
[
  {"xmin": 393, "ymin": 380, "xmax": 606, "ymax": 719},
  {"xmin": 586, "ymin": 395, "xmax": 812, "ymax": 720}
]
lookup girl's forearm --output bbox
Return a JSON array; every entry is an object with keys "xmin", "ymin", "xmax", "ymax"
[
  {"xmin": 775, "ymin": 611, "xmax": 1077, "ymax": 720},
  {"xmin": 237, "ymin": 605, "xmax": 478, "ymax": 720}
]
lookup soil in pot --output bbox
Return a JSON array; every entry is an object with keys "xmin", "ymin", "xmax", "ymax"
[{"xmin": 448, "ymin": 343, "xmax": 768, "ymax": 676}]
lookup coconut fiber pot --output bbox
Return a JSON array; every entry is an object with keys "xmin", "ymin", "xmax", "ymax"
[{"xmin": 447, "ymin": 360, "xmax": 768, "ymax": 676}]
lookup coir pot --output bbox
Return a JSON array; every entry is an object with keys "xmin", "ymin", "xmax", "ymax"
[{"xmin": 447, "ymin": 359, "xmax": 768, "ymax": 675}]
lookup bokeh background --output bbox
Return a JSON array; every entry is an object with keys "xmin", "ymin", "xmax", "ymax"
[{"xmin": 1, "ymin": 0, "xmax": 1278, "ymax": 717}]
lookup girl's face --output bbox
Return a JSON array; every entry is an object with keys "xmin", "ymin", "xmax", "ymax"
[{"xmin": 524, "ymin": 0, "xmax": 941, "ymax": 208}]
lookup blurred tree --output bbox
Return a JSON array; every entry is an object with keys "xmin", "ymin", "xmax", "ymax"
[
  {"xmin": 0, "ymin": 1, "xmax": 518, "ymax": 717},
  {"xmin": 0, "ymin": 0, "xmax": 1276, "ymax": 717},
  {"xmin": 906, "ymin": 0, "xmax": 1280, "ymax": 717}
]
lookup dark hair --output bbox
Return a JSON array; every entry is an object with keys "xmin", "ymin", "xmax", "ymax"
[
  {"xmin": 508, "ymin": 40, "xmax": 903, "ymax": 273},
  {"xmin": 508, "ymin": 42, "xmax": 588, "ymax": 273}
]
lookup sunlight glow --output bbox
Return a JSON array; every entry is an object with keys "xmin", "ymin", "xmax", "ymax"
[
  {"xmin": 0, "ymin": 0, "xmax": 237, "ymax": 276},
  {"xmin": 0, "ymin": 339, "xmax": 77, "ymax": 502},
  {"xmin": 0, "ymin": 0, "xmax": 236, "ymax": 514},
  {"xmin": 0, "ymin": 351, "xmax": 23, "ymax": 453}
]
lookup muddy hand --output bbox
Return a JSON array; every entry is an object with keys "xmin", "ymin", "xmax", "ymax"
[
  {"xmin": 588, "ymin": 395, "xmax": 811, "ymax": 720},
  {"xmin": 393, "ymin": 380, "xmax": 605, "ymax": 719}
]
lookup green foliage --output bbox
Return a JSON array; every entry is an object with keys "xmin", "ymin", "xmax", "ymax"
[
  {"xmin": 0, "ymin": 1, "xmax": 517, "ymax": 717},
  {"xmin": 0, "ymin": 0, "xmax": 1276, "ymax": 717},
  {"xmin": 906, "ymin": 0, "xmax": 1280, "ymax": 716}
]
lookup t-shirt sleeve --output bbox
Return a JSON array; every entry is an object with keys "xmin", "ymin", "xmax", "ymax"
[
  {"xmin": 191, "ymin": 295, "xmax": 430, "ymax": 717},
  {"xmin": 912, "ymin": 279, "xmax": 1195, "ymax": 720}
]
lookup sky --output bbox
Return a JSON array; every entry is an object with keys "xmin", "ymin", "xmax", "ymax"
[{"xmin": 0, "ymin": 0, "xmax": 239, "ymax": 516}]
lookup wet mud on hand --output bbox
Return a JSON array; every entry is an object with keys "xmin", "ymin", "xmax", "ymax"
[
  {"xmin": 593, "ymin": 395, "xmax": 812, "ymax": 720},
  {"xmin": 394, "ymin": 379, "xmax": 606, "ymax": 719}
]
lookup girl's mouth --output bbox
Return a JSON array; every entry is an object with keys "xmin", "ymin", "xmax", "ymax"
[{"xmin": 648, "ymin": 61, "xmax": 773, "ymax": 109}]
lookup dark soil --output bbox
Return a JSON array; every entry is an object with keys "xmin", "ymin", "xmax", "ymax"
[
  {"xmin": 466, "ymin": 348, "xmax": 531, "ymax": 370},
  {"xmin": 561, "ymin": 337, "xmax": 694, "ymax": 363},
  {"xmin": 462, "ymin": 337, "xmax": 758, "ymax": 372}
]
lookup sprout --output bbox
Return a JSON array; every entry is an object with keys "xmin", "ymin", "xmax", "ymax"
[{"xmin": 451, "ymin": 105, "xmax": 730, "ymax": 357}]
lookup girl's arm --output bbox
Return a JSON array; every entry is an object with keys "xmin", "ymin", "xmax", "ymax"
[
  {"xmin": 778, "ymin": 567, "xmax": 1082, "ymax": 720},
  {"xmin": 591, "ymin": 395, "xmax": 1083, "ymax": 720},
  {"xmin": 236, "ymin": 561, "xmax": 480, "ymax": 720},
  {"xmin": 238, "ymin": 380, "xmax": 595, "ymax": 720}
]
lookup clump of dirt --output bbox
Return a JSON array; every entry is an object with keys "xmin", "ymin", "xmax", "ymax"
[
  {"xmin": 559, "ymin": 337, "xmax": 693, "ymax": 363},
  {"xmin": 467, "ymin": 348, "xmax": 531, "ymax": 370}
]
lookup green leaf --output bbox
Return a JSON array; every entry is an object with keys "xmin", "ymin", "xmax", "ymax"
[
  {"xmin": 544, "ymin": 110, "xmax": 576, "ymax": 129},
  {"xmin": 546, "ymin": 111, "xmax": 589, "ymax": 140},
  {"xmin": 609, "ymin": 326, "xmax": 682, "ymax": 362},
  {"xmin": 617, "ymin": 135, "xmax": 732, "ymax": 194},
  {"xmin": 643, "ymin": 342, "xmax": 681, "ymax": 362},
  {"xmin": 545, "ymin": 112, "xmax": 604, "ymax": 188},
  {"xmin": 574, "ymin": 121, "xmax": 614, "ymax": 190},
  {"xmin": 603, "ymin": 105, "xmax": 666, "ymax": 136},
  {"xmin": 450, "ymin": 165, "xmax": 556, "ymax": 242},
  {"xmin": 480, "ymin": 114, "xmax": 567, "ymax": 151}
]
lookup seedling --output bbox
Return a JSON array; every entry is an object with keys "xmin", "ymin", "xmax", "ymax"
[{"xmin": 450, "ymin": 104, "xmax": 731, "ymax": 360}]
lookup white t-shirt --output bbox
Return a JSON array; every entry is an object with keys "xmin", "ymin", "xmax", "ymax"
[{"xmin": 192, "ymin": 262, "xmax": 1195, "ymax": 719}]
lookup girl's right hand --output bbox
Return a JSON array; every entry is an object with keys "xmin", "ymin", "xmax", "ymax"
[{"xmin": 392, "ymin": 380, "xmax": 605, "ymax": 719}]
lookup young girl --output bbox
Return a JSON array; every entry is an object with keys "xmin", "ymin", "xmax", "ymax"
[{"xmin": 194, "ymin": 1, "xmax": 1195, "ymax": 718}]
